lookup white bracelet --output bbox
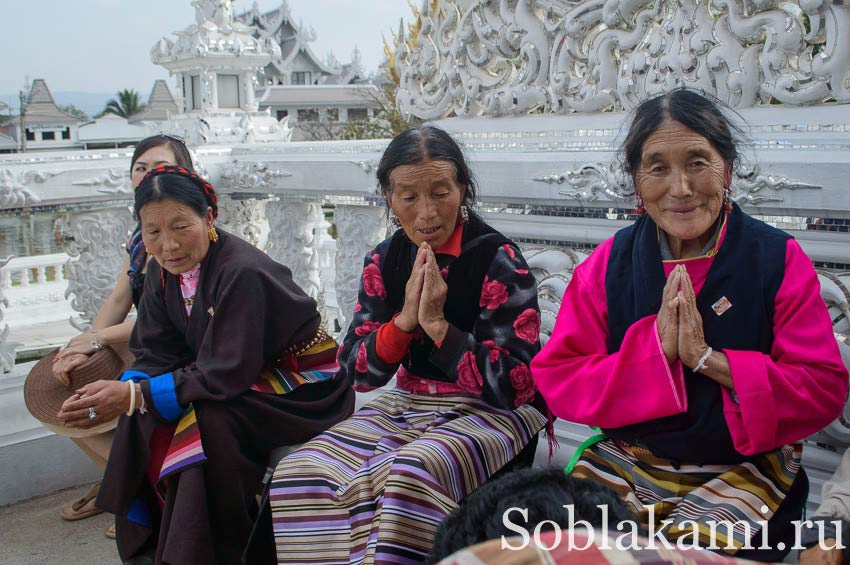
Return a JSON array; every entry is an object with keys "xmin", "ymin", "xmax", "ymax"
[
  {"xmin": 126, "ymin": 381, "xmax": 136, "ymax": 416},
  {"xmin": 694, "ymin": 346, "xmax": 713, "ymax": 373}
]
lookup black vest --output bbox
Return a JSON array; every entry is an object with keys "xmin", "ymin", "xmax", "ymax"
[
  {"xmin": 382, "ymin": 215, "xmax": 511, "ymax": 382},
  {"xmin": 604, "ymin": 204, "xmax": 790, "ymax": 464}
]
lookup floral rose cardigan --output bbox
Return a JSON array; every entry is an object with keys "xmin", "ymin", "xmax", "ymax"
[{"xmin": 337, "ymin": 237, "xmax": 542, "ymax": 411}]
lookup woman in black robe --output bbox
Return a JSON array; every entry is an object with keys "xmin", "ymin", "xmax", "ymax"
[{"xmin": 58, "ymin": 165, "xmax": 354, "ymax": 564}]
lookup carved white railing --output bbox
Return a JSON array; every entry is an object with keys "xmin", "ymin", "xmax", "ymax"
[
  {"xmin": 394, "ymin": 0, "xmax": 850, "ymax": 120},
  {"xmin": 0, "ymin": 254, "xmax": 67, "ymax": 289}
]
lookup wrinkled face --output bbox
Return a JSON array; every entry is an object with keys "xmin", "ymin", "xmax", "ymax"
[
  {"xmin": 139, "ymin": 199, "xmax": 213, "ymax": 275},
  {"xmin": 386, "ymin": 160, "xmax": 465, "ymax": 249},
  {"xmin": 131, "ymin": 145, "xmax": 178, "ymax": 188},
  {"xmin": 635, "ymin": 121, "xmax": 729, "ymax": 248}
]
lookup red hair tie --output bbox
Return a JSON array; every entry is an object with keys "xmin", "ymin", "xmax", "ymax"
[{"xmin": 139, "ymin": 165, "xmax": 219, "ymax": 219}]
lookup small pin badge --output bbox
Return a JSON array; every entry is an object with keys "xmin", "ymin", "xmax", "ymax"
[{"xmin": 711, "ymin": 296, "xmax": 732, "ymax": 316}]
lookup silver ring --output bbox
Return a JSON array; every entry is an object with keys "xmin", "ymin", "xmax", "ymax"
[{"xmin": 88, "ymin": 406, "xmax": 97, "ymax": 421}]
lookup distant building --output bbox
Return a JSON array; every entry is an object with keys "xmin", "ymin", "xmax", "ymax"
[
  {"xmin": 129, "ymin": 80, "xmax": 179, "ymax": 124},
  {"xmin": 259, "ymin": 84, "xmax": 378, "ymax": 141},
  {"xmin": 10, "ymin": 79, "xmax": 182, "ymax": 152},
  {"xmin": 237, "ymin": 1, "xmax": 380, "ymax": 141},
  {"xmin": 77, "ymin": 114, "xmax": 149, "ymax": 149},
  {"xmin": 237, "ymin": 2, "xmax": 336, "ymax": 87},
  {"xmin": 20, "ymin": 79, "xmax": 84, "ymax": 150}
]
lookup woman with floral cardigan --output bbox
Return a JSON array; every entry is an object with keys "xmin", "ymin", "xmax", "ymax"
[{"xmin": 269, "ymin": 125, "xmax": 547, "ymax": 565}]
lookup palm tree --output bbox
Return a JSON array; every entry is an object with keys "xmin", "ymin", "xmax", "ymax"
[{"xmin": 103, "ymin": 89, "xmax": 145, "ymax": 119}]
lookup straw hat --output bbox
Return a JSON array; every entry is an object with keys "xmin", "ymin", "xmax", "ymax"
[{"xmin": 24, "ymin": 344, "xmax": 135, "ymax": 438}]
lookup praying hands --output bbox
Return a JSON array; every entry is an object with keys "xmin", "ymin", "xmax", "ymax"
[
  {"xmin": 393, "ymin": 242, "xmax": 449, "ymax": 343},
  {"xmin": 657, "ymin": 264, "xmax": 733, "ymax": 389}
]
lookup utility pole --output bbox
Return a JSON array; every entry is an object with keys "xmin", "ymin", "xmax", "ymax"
[{"xmin": 18, "ymin": 90, "xmax": 27, "ymax": 152}]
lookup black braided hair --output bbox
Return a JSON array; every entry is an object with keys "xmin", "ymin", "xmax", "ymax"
[{"xmin": 134, "ymin": 165, "xmax": 218, "ymax": 220}]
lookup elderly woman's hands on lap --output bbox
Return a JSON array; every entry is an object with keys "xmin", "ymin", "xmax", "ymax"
[{"xmin": 57, "ymin": 380, "xmax": 136, "ymax": 429}]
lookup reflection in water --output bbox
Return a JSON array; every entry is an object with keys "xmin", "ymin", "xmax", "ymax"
[{"xmin": 0, "ymin": 214, "xmax": 63, "ymax": 258}]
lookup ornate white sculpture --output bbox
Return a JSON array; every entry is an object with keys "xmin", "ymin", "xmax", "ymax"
[
  {"xmin": 332, "ymin": 205, "xmax": 387, "ymax": 335},
  {"xmin": 534, "ymin": 162, "xmax": 632, "ymax": 203},
  {"xmin": 60, "ymin": 209, "xmax": 134, "ymax": 331},
  {"xmin": 0, "ymin": 169, "xmax": 45, "ymax": 208},
  {"xmin": 732, "ymin": 163, "xmax": 823, "ymax": 204},
  {"xmin": 71, "ymin": 169, "xmax": 132, "ymax": 194},
  {"xmin": 266, "ymin": 201, "xmax": 321, "ymax": 299},
  {"xmin": 220, "ymin": 160, "xmax": 292, "ymax": 191},
  {"xmin": 216, "ymin": 195, "xmax": 269, "ymax": 248},
  {"xmin": 395, "ymin": 0, "xmax": 850, "ymax": 119}
]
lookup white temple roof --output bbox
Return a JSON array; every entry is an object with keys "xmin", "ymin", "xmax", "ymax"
[
  {"xmin": 24, "ymin": 80, "xmax": 83, "ymax": 127},
  {"xmin": 237, "ymin": 1, "xmax": 336, "ymax": 78},
  {"xmin": 77, "ymin": 113, "xmax": 149, "ymax": 143},
  {"xmin": 130, "ymin": 80, "xmax": 178, "ymax": 123}
]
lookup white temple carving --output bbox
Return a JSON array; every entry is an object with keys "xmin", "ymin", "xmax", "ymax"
[{"xmin": 393, "ymin": 0, "xmax": 850, "ymax": 119}]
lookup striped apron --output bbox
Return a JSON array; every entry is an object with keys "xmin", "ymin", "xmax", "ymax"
[{"xmin": 270, "ymin": 388, "xmax": 546, "ymax": 564}]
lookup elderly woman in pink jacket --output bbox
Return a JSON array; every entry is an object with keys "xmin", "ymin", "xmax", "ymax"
[{"xmin": 531, "ymin": 89, "xmax": 848, "ymax": 562}]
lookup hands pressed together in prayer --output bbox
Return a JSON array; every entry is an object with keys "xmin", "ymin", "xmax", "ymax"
[
  {"xmin": 394, "ymin": 242, "xmax": 449, "ymax": 343},
  {"xmin": 657, "ymin": 264, "xmax": 733, "ymax": 389},
  {"xmin": 56, "ymin": 380, "xmax": 141, "ymax": 429}
]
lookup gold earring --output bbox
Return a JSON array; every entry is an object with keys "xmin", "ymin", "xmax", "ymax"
[
  {"xmin": 145, "ymin": 250, "xmax": 152, "ymax": 257},
  {"xmin": 390, "ymin": 214, "xmax": 402, "ymax": 228},
  {"xmin": 207, "ymin": 226, "xmax": 219, "ymax": 243}
]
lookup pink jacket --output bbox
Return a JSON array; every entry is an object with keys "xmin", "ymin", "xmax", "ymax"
[{"xmin": 531, "ymin": 234, "xmax": 848, "ymax": 456}]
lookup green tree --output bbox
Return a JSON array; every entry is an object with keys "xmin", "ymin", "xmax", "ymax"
[
  {"xmin": 103, "ymin": 89, "xmax": 145, "ymax": 119},
  {"xmin": 341, "ymin": 84, "xmax": 420, "ymax": 141},
  {"xmin": 60, "ymin": 104, "xmax": 90, "ymax": 122}
]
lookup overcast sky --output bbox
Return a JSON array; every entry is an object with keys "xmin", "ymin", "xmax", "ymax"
[{"xmin": 0, "ymin": 0, "xmax": 408, "ymax": 95}]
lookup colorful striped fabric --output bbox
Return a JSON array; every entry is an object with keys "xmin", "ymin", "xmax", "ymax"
[
  {"xmin": 156, "ymin": 330, "xmax": 338, "ymax": 485},
  {"xmin": 270, "ymin": 389, "xmax": 547, "ymax": 564},
  {"xmin": 571, "ymin": 438, "xmax": 801, "ymax": 554},
  {"xmin": 158, "ymin": 406, "xmax": 203, "ymax": 483},
  {"xmin": 251, "ymin": 364, "xmax": 337, "ymax": 395}
]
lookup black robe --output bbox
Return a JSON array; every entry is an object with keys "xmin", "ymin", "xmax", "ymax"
[{"xmin": 97, "ymin": 230, "xmax": 354, "ymax": 565}]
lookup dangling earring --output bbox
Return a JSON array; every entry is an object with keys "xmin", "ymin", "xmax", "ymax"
[
  {"xmin": 389, "ymin": 214, "xmax": 402, "ymax": 228},
  {"xmin": 723, "ymin": 186, "xmax": 734, "ymax": 212},
  {"xmin": 634, "ymin": 195, "xmax": 645, "ymax": 216},
  {"xmin": 459, "ymin": 205, "xmax": 469, "ymax": 224},
  {"xmin": 207, "ymin": 225, "xmax": 219, "ymax": 243}
]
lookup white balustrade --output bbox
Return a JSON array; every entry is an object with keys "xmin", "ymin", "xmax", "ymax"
[{"xmin": 0, "ymin": 254, "xmax": 68, "ymax": 290}]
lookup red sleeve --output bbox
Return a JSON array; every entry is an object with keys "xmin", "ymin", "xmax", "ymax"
[{"xmin": 375, "ymin": 317, "xmax": 416, "ymax": 364}]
